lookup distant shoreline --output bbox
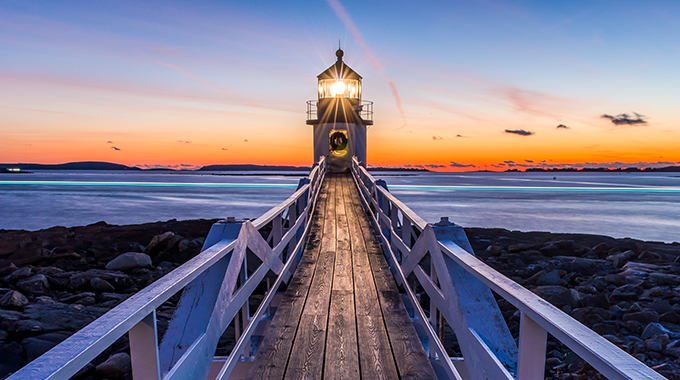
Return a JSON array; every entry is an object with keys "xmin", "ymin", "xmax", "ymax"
[{"xmin": 3, "ymin": 161, "xmax": 680, "ymax": 173}]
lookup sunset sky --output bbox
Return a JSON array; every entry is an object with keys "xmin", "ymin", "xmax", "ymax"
[{"xmin": 1, "ymin": 0, "xmax": 679, "ymax": 171}]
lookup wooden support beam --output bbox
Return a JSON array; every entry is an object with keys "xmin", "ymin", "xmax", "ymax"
[{"xmin": 129, "ymin": 311, "xmax": 161, "ymax": 380}]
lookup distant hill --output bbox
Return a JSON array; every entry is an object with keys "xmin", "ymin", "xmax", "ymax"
[
  {"xmin": 198, "ymin": 164, "xmax": 311, "ymax": 172},
  {"xmin": 368, "ymin": 167, "xmax": 430, "ymax": 172},
  {"xmin": 0, "ymin": 161, "xmax": 139, "ymax": 170}
]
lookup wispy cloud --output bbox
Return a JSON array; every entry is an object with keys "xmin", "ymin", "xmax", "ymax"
[
  {"xmin": 449, "ymin": 161, "xmax": 475, "ymax": 168},
  {"xmin": 221, "ymin": 147, "xmax": 229, "ymax": 151},
  {"xmin": 601, "ymin": 113, "xmax": 647, "ymax": 125},
  {"xmin": 432, "ymin": 135, "xmax": 443, "ymax": 140},
  {"xmin": 177, "ymin": 140, "xmax": 192, "ymax": 144},
  {"xmin": 325, "ymin": 0, "xmax": 407, "ymax": 129},
  {"xmin": 505, "ymin": 129, "xmax": 534, "ymax": 136}
]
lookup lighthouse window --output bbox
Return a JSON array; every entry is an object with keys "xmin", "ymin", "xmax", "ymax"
[
  {"xmin": 329, "ymin": 131, "xmax": 348, "ymax": 156},
  {"xmin": 318, "ymin": 79, "xmax": 361, "ymax": 100}
]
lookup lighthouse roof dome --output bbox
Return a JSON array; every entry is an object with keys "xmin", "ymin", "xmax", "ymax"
[{"xmin": 318, "ymin": 49, "xmax": 362, "ymax": 81}]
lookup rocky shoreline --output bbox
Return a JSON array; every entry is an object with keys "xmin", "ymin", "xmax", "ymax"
[{"xmin": 0, "ymin": 220, "xmax": 678, "ymax": 379}]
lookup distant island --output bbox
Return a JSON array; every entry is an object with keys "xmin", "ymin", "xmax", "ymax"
[
  {"xmin": 0, "ymin": 161, "xmax": 428, "ymax": 172},
  {"xmin": 3, "ymin": 161, "xmax": 680, "ymax": 173}
]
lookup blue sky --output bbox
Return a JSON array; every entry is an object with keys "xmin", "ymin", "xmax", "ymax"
[{"xmin": 1, "ymin": 0, "xmax": 679, "ymax": 170}]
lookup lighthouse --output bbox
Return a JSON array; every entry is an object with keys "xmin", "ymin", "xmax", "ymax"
[{"xmin": 307, "ymin": 49, "xmax": 373, "ymax": 172}]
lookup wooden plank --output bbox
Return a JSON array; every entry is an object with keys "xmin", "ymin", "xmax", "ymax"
[
  {"xmin": 246, "ymin": 179, "xmax": 331, "ymax": 380},
  {"xmin": 324, "ymin": 174, "xmax": 358, "ymax": 379},
  {"xmin": 324, "ymin": 290, "xmax": 359, "ymax": 380},
  {"xmin": 284, "ymin": 314, "xmax": 328, "ymax": 380},
  {"xmin": 333, "ymin": 174, "xmax": 353, "ymax": 292},
  {"xmin": 284, "ymin": 176, "xmax": 337, "ymax": 380},
  {"xmin": 345, "ymin": 175, "xmax": 437, "ymax": 380},
  {"xmin": 341, "ymin": 174, "xmax": 399, "ymax": 380}
]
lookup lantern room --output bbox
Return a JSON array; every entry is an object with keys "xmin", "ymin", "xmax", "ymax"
[{"xmin": 307, "ymin": 49, "xmax": 372, "ymax": 173}]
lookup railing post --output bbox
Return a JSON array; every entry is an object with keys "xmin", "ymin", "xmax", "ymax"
[
  {"xmin": 129, "ymin": 310, "xmax": 161, "ymax": 380},
  {"xmin": 518, "ymin": 312, "xmax": 547, "ymax": 380}
]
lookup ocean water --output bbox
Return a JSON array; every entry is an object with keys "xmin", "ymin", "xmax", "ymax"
[{"xmin": 1, "ymin": 170, "xmax": 679, "ymax": 243}]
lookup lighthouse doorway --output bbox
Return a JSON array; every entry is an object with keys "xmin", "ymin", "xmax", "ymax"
[{"xmin": 329, "ymin": 130, "xmax": 349, "ymax": 172}]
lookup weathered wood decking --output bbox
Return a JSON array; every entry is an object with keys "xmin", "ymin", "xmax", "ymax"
[{"xmin": 247, "ymin": 173, "xmax": 437, "ymax": 380}]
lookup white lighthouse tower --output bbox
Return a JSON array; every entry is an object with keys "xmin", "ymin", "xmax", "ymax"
[{"xmin": 307, "ymin": 49, "xmax": 373, "ymax": 172}]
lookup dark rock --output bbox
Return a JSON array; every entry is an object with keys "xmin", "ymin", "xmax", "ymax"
[
  {"xmin": 533, "ymin": 286, "xmax": 580, "ymax": 308},
  {"xmin": 610, "ymin": 284, "xmax": 641, "ymax": 301},
  {"xmin": 644, "ymin": 338, "xmax": 664, "ymax": 352},
  {"xmin": 603, "ymin": 334, "xmax": 624, "ymax": 345},
  {"xmin": 144, "ymin": 231, "xmax": 177, "ymax": 256},
  {"xmin": 35, "ymin": 296, "xmax": 56, "ymax": 305},
  {"xmin": 90, "ymin": 277, "xmax": 115, "ymax": 292},
  {"xmin": 641, "ymin": 322, "xmax": 675, "ymax": 339},
  {"xmin": 606, "ymin": 250, "xmax": 636, "ymax": 268},
  {"xmin": 527, "ymin": 270, "xmax": 561, "ymax": 286},
  {"xmin": 0, "ymin": 262, "xmax": 18, "ymax": 277},
  {"xmin": 638, "ymin": 250, "xmax": 661, "ymax": 260},
  {"xmin": 17, "ymin": 274, "xmax": 50, "ymax": 295},
  {"xmin": 592, "ymin": 321, "xmax": 618, "ymax": 335},
  {"xmin": 69, "ymin": 269, "xmax": 130, "ymax": 291},
  {"xmin": 641, "ymin": 287, "xmax": 673, "ymax": 300},
  {"xmin": 99, "ymin": 293, "xmax": 128, "ymax": 303},
  {"xmin": 623, "ymin": 311, "xmax": 660, "ymax": 325},
  {"xmin": 59, "ymin": 292, "xmax": 96, "ymax": 303},
  {"xmin": 95, "ymin": 352, "xmax": 131, "ymax": 380},
  {"xmin": 509, "ymin": 243, "xmax": 534, "ymax": 253},
  {"xmin": 4, "ymin": 267, "xmax": 33, "ymax": 283},
  {"xmin": 624, "ymin": 320, "xmax": 645, "ymax": 335},
  {"xmin": 12, "ymin": 304, "xmax": 107, "ymax": 333},
  {"xmin": 581, "ymin": 293, "xmax": 610, "ymax": 308},
  {"xmin": 0, "ymin": 341, "xmax": 26, "ymax": 375},
  {"xmin": 75, "ymin": 296, "xmax": 96, "ymax": 306},
  {"xmin": 0, "ymin": 290, "xmax": 29, "ymax": 310},
  {"xmin": 651, "ymin": 299, "xmax": 672, "ymax": 315},
  {"xmin": 106, "ymin": 252, "xmax": 152, "ymax": 272},
  {"xmin": 608, "ymin": 305, "xmax": 626, "ymax": 319},
  {"xmin": 660, "ymin": 311, "xmax": 680, "ymax": 324},
  {"xmin": 546, "ymin": 357, "xmax": 562, "ymax": 368},
  {"xmin": 20, "ymin": 330, "xmax": 72, "ymax": 361},
  {"xmin": 592, "ymin": 242, "xmax": 611, "ymax": 258},
  {"xmin": 484, "ymin": 245, "xmax": 503, "ymax": 256},
  {"xmin": 664, "ymin": 340, "xmax": 680, "ymax": 359}
]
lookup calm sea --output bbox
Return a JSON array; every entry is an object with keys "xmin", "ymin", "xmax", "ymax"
[{"xmin": 1, "ymin": 170, "xmax": 679, "ymax": 243}]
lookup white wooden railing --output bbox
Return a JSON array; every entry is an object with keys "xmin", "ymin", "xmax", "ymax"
[
  {"xmin": 350, "ymin": 157, "xmax": 665, "ymax": 380},
  {"xmin": 9, "ymin": 157, "xmax": 327, "ymax": 380}
]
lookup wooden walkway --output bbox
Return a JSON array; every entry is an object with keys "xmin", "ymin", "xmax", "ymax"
[{"xmin": 246, "ymin": 173, "xmax": 437, "ymax": 380}]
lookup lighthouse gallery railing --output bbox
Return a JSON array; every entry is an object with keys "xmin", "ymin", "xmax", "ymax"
[
  {"xmin": 350, "ymin": 157, "xmax": 664, "ymax": 380},
  {"xmin": 9, "ymin": 158, "xmax": 327, "ymax": 380}
]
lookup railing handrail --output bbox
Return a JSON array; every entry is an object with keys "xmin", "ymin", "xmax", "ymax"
[
  {"xmin": 350, "ymin": 156, "xmax": 663, "ymax": 380},
  {"xmin": 10, "ymin": 157, "xmax": 328, "ymax": 380}
]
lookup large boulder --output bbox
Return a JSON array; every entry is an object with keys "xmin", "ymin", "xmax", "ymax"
[
  {"xmin": 16, "ymin": 274, "xmax": 50, "ymax": 295},
  {"xmin": 144, "ymin": 232, "xmax": 178, "ymax": 256},
  {"xmin": 106, "ymin": 252, "xmax": 152, "ymax": 272},
  {"xmin": 0, "ymin": 290, "xmax": 29, "ymax": 310},
  {"xmin": 533, "ymin": 286, "xmax": 580, "ymax": 308}
]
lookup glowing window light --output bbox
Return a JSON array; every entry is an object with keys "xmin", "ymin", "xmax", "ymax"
[{"xmin": 329, "ymin": 80, "xmax": 346, "ymax": 97}]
